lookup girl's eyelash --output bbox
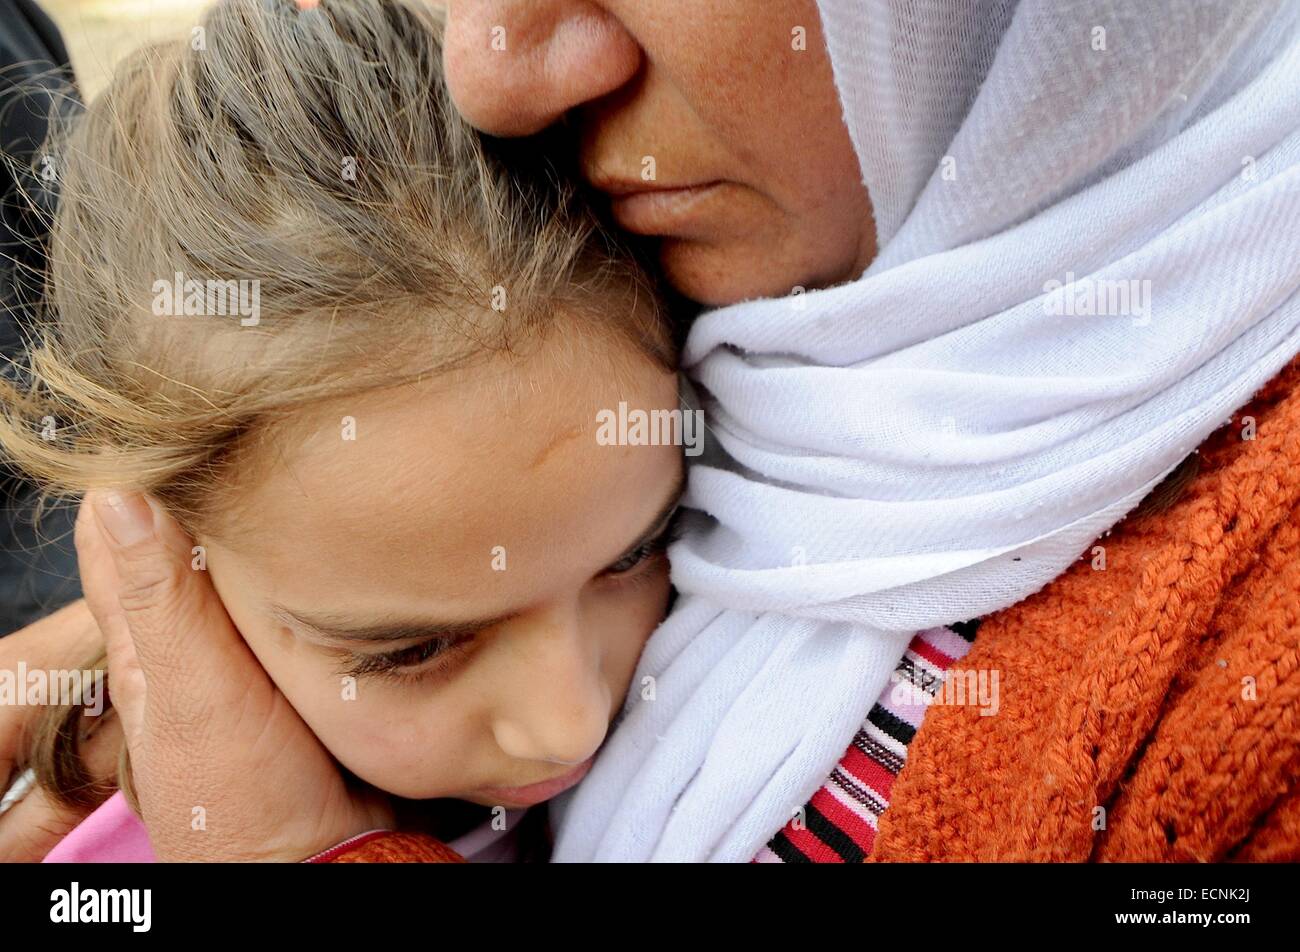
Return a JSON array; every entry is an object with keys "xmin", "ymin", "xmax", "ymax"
[
  {"xmin": 603, "ymin": 512, "xmax": 685, "ymax": 577},
  {"xmin": 339, "ymin": 633, "xmax": 475, "ymax": 686}
]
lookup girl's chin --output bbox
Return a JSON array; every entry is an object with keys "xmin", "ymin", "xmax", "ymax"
[
  {"xmin": 457, "ymin": 792, "xmax": 514, "ymax": 808},
  {"xmin": 389, "ymin": 791, "xmax": 540, "ymax": 810},
  {"xmin": 368, "ymin": 786, "xmax": 533, "ymax": 809},
  {"xmin": 386, "ymin": 794, "xmax": 499, "ymax": 841},
  {"xmin": 458, "ymin": 788, "xmax": 554, "ymax": 810}
]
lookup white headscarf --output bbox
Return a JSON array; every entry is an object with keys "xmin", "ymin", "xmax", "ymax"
[{"xmin": 551, "ymin": 0, "xmax": 1300, "ymax": 861}]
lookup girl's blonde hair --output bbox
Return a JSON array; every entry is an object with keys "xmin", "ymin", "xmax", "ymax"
[{"xmin": 0, "ymin": 0, "xmax": 674, "ymax": 810}]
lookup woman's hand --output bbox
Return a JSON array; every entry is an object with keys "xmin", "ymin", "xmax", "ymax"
[
  {"xmin": 0, "ymin": 599, "xmax": 113, "ymax": 861},
  {"xmin": 77, "ymin": 490, "xmax": 393, "ymax": 862}
]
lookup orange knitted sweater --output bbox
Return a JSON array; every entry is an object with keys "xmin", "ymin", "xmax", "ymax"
[
  {"xmin": 869, "ymin": 356, "xmax": 1300, "ymax": 863},
  {"xmin": 327, "ymin": 357, "xmax": 1300, "ymax": 864}
]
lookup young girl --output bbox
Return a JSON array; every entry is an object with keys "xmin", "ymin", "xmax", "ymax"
[{"xmin": 0, "ymin": 0, "xmax": 686, "ymax": 861}]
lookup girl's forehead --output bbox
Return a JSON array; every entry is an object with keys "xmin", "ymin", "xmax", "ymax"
[{"xmin": 205, "ymin": 337, "xmax": 683, "ymax": 610}]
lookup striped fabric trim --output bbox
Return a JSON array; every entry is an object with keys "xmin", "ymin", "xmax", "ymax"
[
  {"xmin": 754, "ymin": 619, "xmax": 980, "ymax": 863},
  {"xmin": 303, "ymin": 830, "xmax": 393, "ymax": 863}
]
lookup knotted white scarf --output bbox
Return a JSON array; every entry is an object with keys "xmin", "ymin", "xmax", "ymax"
[{"xmin": 551, "ymin": 0, "xmax": 1300, "ymax": 861}]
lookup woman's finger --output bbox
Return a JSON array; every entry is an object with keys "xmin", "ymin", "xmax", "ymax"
[
  {"xmin": 74, "ymin": 490, "xmax": 384, "ymax": 861},
  {"xmin": 82, "ymin": 491, "xmax": 265, "ymax": 740},
  {"xmin": 80, "ymin": 490, "xmax": 296, "ymax": 857},
  {"xmin": 73, "ymin": 500, "xmax": 145, "ymax": 745}
]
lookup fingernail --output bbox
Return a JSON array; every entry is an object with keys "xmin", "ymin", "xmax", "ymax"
[{"xmin": 93, "ymin": 491, "xmax": 157, "ymax": 547}]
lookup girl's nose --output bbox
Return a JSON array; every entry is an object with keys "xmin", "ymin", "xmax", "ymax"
[
  {"xmin": 489, "ymin": 605, "xmax": 612, "ymax": 766},
  {"xmin": 442, "ymin": 0, "xmax": 642, "ymax": 137}
]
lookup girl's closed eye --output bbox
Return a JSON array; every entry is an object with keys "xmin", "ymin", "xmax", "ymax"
[
  {"xmin": 600, "ymin": 508, "xmax": 683, "ymax": 579},
  {"xmin": 339, "ymin": 632, "xmax": 477, "ymax": 686},
  {"xmin": 340, "ymin": 510, "xmax": 683, "ymax": 686}
]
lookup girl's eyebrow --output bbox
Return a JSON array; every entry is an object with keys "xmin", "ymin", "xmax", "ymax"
[
  {"xmin": 609, "ymin": 472, "xmax": 687, "ymax": 564},
  {"xmin": 272, "ymin": 472, "xmax": 688, "ymax": 647},
  {"xmin": 269, "ymin": 607, "xmax": 518, "ymax": 646}
]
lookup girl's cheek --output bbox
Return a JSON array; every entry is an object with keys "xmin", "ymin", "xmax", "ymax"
[
  {"xmin": 241, "ymin": 608, "xmax": 491, "ymax": 798},
  {"xmin": 595, "ymin": 562, "xmax": 673, "ymax": 697},
  {"xmin": 305, "ymin": 674, "xmax": 490, "ymax": 800},
  {"xmin": 212, "ymin": 583, "xmax": 483, "ymax": 798}
]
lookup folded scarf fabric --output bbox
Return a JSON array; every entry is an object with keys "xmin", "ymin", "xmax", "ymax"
[{"xmin": 551, "ymin": 0, "xmax": 1300, "ymax": 862}]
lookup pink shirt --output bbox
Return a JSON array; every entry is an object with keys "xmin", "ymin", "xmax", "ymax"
[
  {"xmin": 42, "ymin": 791, "xmax": 526, "ymax": 863},
  {"xmin": 42, "ymin": 791, "xmax": 153, "ymax": 863}
]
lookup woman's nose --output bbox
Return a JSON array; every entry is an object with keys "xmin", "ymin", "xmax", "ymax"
[
  {"xmin": 442, "ymin": 0, "xmax": 642, "ymax": 137},
  {"xmin": 489, "ymin": 607, "xmax": 612, "ymax": 766}
]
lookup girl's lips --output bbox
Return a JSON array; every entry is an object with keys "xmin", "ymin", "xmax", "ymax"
[
  {"xmin": 608, "ymin": 182, "xmax": 725, "ymax": 235},
  {"xmin": 477, "ymin": 757, "xmax": 596, "ymax": 808}
]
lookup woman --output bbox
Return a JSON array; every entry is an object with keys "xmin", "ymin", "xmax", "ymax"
[{"xmin": 4, "ymin": 0, "xmax": 1300, "ymax": 862}]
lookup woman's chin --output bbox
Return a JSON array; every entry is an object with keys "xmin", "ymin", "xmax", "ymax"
[
  {"xmin": 658, "ymin": 236, "xmax": 856, "ymax": 308},
  {"xmin": 659, "ymin": 239, "xmax": 777, "ymax": 307}
]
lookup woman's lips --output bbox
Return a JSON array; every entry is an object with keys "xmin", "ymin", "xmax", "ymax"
[
  {"xmin": 477, "ymin": 756, "xmax": 596, "ymax": 808},
  {"xmin": 606, "ymin": 181, "xmax": 725, "ymax": 235}
]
